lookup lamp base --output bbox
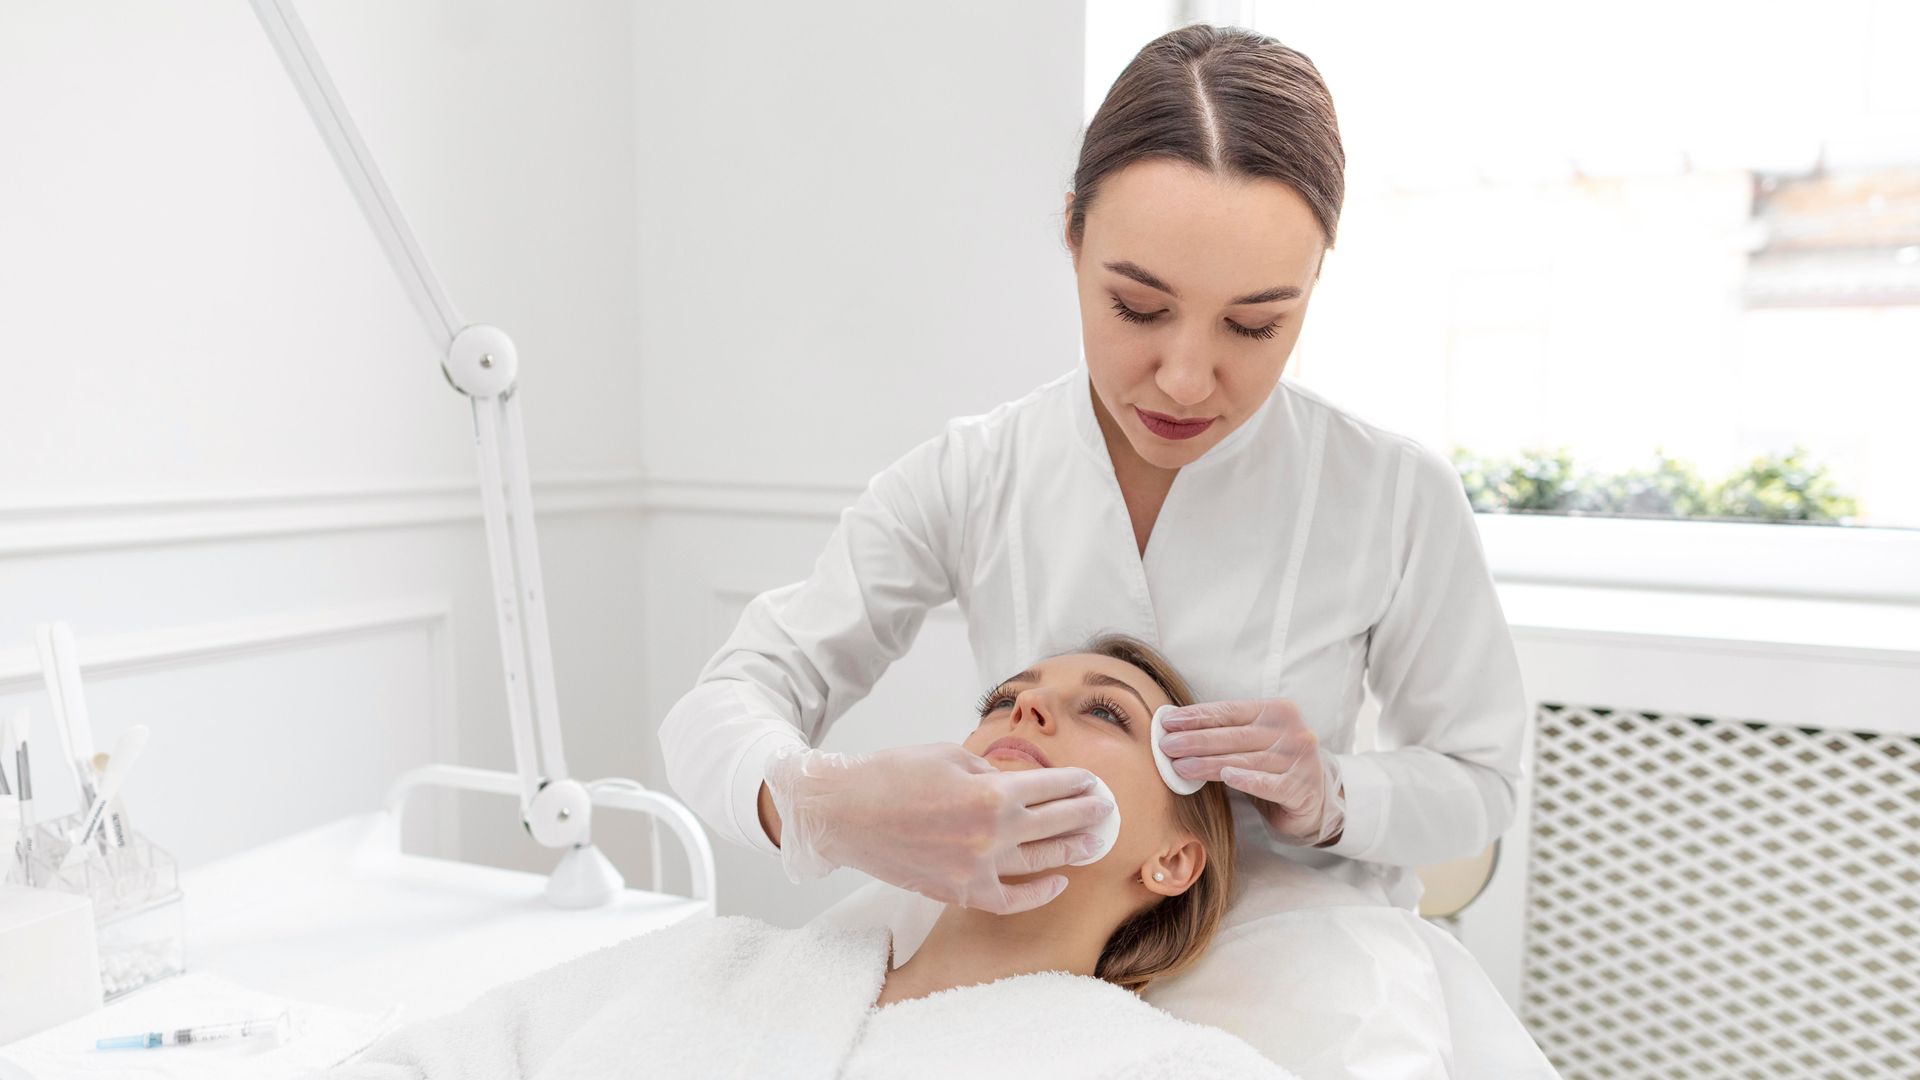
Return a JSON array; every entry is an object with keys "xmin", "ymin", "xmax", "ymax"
[{"xmin": 545, "ymin": 843, "xmax": 625, "ymax": 909}]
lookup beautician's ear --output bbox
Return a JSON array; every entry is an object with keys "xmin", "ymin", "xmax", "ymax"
[
  {"xmin": 1139, "ymin": 836, "xmax": 1205, "ymax": 897},
  {"xmin": 1063, "ymin": 191, "xmax": 1079, "ymax": 264}
]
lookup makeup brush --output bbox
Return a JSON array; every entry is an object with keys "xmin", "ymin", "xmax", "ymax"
[
  {"xmin": 62, "ymin": 725, "xmax": 147, "ymax": 868},
  {"xmin": 89, "ymin": 751, "xmax": 133, "ymax": 848}
]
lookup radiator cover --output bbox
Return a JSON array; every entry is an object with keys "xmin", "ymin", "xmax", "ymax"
[{"xmin": 1522, "ymin": 702, "xmax": 1920, "ymax": 1078}]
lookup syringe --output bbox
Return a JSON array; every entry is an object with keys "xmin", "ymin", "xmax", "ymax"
[{"xmin": 95, "ymin": 1010, "xmax": 291, "ymax": 1050}]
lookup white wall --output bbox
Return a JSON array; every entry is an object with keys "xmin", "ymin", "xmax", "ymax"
[
  {"xmin": 633, "ymin": 2, "xmax": 1088, "ymax": 489},
  {"xmin": 0, "ymin": 0, "xmax": 648, "ymax": 876},
  {"xmin": 0, "ymin": 0, "xmax": 1091, "ymax": 923},
  {"xmin": 630, "ymin": 0, "xmax": 1090, "ymax": 921}
]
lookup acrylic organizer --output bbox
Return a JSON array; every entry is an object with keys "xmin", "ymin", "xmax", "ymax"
[{"xmin": 8, "ymin": 810, "xmax": 184, "ymax": 1000}]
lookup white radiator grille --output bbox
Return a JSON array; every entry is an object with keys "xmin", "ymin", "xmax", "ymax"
[{"xmin": 1522, "ymin": 703, "xmax": 1920, "ymax": 1079}]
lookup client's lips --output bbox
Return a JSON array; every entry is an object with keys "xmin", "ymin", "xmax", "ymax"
[
  {"xmin": 984, "ymin": 736, "xmax": 1051, "ymax": 768},
  {"xmin": 1134, "ymin": 406, "xmax": 1216, "ymax": 441}
]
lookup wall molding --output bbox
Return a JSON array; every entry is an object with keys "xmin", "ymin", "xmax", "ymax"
[
  {"xmin": 0, "ymin": 598, "xmax": 453, "ymax": 697},
  {"xmin": 710, "ymin": 583, "xmax": 965, "ymax": 623},
  {"xmin": 640, "ymin": 477, "xmax": 861, "ymax": 520},
  {"xmin": 0, "ymin": 474, "xmax": 870, "ymax": 559},
  {"xmin": 0, "ymin": 473, "xmax": 649, "ymax": 558},
  {"xmin": 13, "ymin": 473, "xmax": 1916, "ymax": 671}
]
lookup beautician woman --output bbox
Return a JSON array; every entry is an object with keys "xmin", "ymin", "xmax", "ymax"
[{"xmin": 661, "ymin": 24, "xmax": 1526, "ymax": 921}]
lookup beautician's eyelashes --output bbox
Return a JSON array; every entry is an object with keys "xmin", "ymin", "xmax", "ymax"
[
  {"xmin": 1108, "ymin": 295, "xmax": 1283, "ymax": 341},
  {"xmin": 1108, "ymin": 296, "xmax": 1160, "ymax": 326}
]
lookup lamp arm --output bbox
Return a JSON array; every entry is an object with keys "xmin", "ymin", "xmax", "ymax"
[
  {"xmin": 248, "ymin": 0, "xmax": 583, "ymax": 848},
  {"xmin": 248, "ymin": 0, "xmax": 462, "ymax": 354}
]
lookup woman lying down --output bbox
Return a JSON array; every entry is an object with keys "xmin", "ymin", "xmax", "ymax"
[{"xmin": 316, "ymin": 633, "xmax": 1292, "ymax": 1079}]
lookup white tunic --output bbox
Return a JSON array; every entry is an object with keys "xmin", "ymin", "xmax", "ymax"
[{"xmin": 658, "ymin": 364, "xmax": 1529, "ymax": 909}]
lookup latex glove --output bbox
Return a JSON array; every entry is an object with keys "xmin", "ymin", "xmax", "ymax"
[
  {"xmin": 1158, "ymin": 698, "xmax": 1347, "ymax": 848},
  {"xmin": 763, "ymin": 741, "xmax": 1114, "ymax": 914}
]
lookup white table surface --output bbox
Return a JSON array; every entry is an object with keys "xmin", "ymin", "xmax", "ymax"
[
  {"xmin": 1, "ymin": 811, "xmax": 712, "ymax": 1073},
  {"xmin": 178, "ymin": 812, "xmax": 712, "ymax": 1021}
]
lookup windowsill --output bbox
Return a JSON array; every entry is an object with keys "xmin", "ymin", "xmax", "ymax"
[
  {"xmin": 1493, "ymin": 580, "xmax": 1920, "ymax": 661},
  {"xmin": 1473, "ymin": 511, "xmax": 1920, "ymax": 612}
]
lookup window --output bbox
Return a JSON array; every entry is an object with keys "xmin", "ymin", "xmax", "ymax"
[
  {"xmin": 1260, "ymin": 0, "xmax": 1920, "ymax": 535},
  {"xmin": 1086, "ymin": 1, "xmax": 1920, "ymax": 599}
]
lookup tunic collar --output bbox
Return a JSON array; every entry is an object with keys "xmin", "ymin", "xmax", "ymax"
[{"xmin": 1067, "ymin": 359, "xmax": 1277, "ymax": 472}]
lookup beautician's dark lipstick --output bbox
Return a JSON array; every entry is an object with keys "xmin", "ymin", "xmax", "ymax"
[
  {"xmin": 984, "ymin": 736, "xmax": 1051, "ymax": 768},
  {"xmin": 1135, "ymin": 406, "xmax": 1217, "ymax": 441}
]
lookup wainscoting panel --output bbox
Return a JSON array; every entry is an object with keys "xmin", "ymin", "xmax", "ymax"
[
  {"xmin": 0, "ymin": 602, "xmax": 452, "ymax": 867},
  {"xmin": 0, "ymin": 478, "xmax": 649, "ymax": 881}
]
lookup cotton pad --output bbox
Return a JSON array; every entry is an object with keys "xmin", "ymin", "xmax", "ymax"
[
  {"xmin": 1065, "ymin": 774, "xmax": 1122, "ymax": 866},
  {"xmin": 1152, "ymin": 705, "xmax": 1206, "ymax": 795}
]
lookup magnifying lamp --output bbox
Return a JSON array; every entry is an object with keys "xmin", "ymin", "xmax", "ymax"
[{"xmin": 246, "ymin": 0, "xmax": 712, "ymax": 908}]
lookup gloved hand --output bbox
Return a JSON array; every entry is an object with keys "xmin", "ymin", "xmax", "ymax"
[
  {"xmin": 1157, "ymin": 698, "xmax": 1347, "ymax": 848},
  {"xmin": 763, "ymin": 741, "xmax": 1113, "ymax": 914}
]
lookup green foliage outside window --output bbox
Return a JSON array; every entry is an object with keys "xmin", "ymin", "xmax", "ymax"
[{"xmin": 1448, "ymin": 444, "xmax": 1862, "ymax": 524}]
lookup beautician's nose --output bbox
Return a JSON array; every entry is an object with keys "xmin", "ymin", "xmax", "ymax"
[{"xmin": 1154, "ymin": 348, "xmax": 1216, "ymax": 407}]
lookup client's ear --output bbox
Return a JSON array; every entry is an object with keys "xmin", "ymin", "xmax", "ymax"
[{"xmin": 1139, "ymin": 836, "xmax": 1206, "ymax": 897}]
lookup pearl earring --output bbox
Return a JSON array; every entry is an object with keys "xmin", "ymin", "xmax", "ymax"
[{"xmin": 1152, "ymin": 871, "xmax": 1166, "ymax": 882}]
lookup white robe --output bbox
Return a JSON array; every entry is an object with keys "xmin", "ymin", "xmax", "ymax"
[
  {"xmin": 658, "ymin": 364, "xmax": 1529, "ymax": 909},
  {"xmin": 311, "ymin": 915, "xmax": 1293, "ymax": 1080}
]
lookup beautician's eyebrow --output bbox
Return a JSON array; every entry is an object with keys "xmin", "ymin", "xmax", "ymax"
[
  {"xmin": 1084, "ymin": 671, "xmax": 1150, "ymax": 717},
  {"xmin": 1104, "ymin": 259, "xmax": 1302, "ymax": 306}
]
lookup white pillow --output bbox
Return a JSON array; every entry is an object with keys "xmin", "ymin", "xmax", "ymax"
[
  {"xmin": 810, "ymin": 855, "xmax": 1454, "ymax": 1079},
  {"xmin": 1142, "ymin": 902, "xmax": 1452, "ymax": 1079}
]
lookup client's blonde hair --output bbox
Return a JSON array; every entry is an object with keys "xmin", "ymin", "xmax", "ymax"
[{"xmin": 1074, "ymin": 632, "xmax": 1237, "ymax": 994}]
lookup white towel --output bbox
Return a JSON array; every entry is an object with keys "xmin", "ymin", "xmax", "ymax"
[
  {"xmin": 844, "ymin": 967, "xmax": 1297, "ymax": 1080},
  {"xmin": 312, "ymin": 915, "xmax": 1293, "ymax": 1080}
]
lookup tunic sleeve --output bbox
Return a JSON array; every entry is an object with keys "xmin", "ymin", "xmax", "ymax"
[
  {"xmin": 1320, "ymin": 438, "xmax": 1528, "ymax": 867},
  {"xmin": 656, "ymin": 427, "xmax": 969, "ymax": 855}
]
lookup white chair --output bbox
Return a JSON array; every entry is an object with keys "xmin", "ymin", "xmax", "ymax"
[{"xmin": 1415, "ymin": 840, "xmax": 1499, "ymax": 919}]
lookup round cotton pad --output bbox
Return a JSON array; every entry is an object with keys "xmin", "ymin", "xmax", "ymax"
[
  {"xmin": 1065, "ymin": 774, "xmax": 1122, "ymax": 866},
  {"xmin": 1152, "ymin": 705, "xmax": 1206, "ymax": 795}
]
